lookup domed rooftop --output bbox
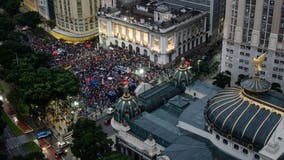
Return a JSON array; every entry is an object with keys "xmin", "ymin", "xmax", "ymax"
[
  {"xmin": 205, "ymin": 53, "xmax": 284, "ymax": 151},
  {"xmin": 240, "ymin": 74, "xmax": 271, "ymax": 93},
  {"xmin": 114, "ymin": 85, "xmax": 140, "ymax": 124},
  {"xmin": 173, "ymin": 57, "xmax": 192, "ymax": 88},
  {"xmin": 205, "ymin": 87, "xmax": 282, "ymax": 150}
]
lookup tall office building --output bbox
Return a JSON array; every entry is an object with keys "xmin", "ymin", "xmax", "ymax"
[
  {"xmin": 221, "ymin": 0, "xmax": 284, "ymax": 91},
  {"xmin": 52, "ymin": 0, "xmax": 116, "ymax": 42}
]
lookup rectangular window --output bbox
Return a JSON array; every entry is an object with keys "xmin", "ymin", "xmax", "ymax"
[
  {"xmin": 127, "ymin": 27, "xmax": 133, "ymax": 41},
  {"xmin": 143, "ymin": 32, "xmax": 148, "ymax": 47},
  {"xmin": 167, "ymin": 36, "xmax": 174, "ymax": 51},
  {"xmin": 135, "ymin": 30, "xmax": 141, "ymax": 43}
]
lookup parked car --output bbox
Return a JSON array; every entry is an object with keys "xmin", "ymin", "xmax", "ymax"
[
  {"xmin": 58, "ymin": 141, "xmax": 71, "ymax": 149},
  {"xmin": 36, "ymin": 130, "xmax": 52, "ymax": 139}
]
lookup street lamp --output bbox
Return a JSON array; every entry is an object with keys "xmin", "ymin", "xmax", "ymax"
[{"xmin": 197, "ymin": 59, "xmax": 202, "ymax": 73}]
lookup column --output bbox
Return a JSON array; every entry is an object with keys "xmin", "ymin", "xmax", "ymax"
[
  {"xmin": 223, "ymin": 0, "xmax": 233, "ymax": 39},
  {"xmin": 203, "ymin": 16, "xmax": 207, "ymax": 33},
  {"xmin": 268, "ymin": 0, "xmax": 282, "ymax": 51},
  {"xmin": 234, "ymin": 0, "xmax": 246, "ymax": 43},
  {"xmin": 251, "ymin": 0, "xmax": 264, "ymax": 47}
]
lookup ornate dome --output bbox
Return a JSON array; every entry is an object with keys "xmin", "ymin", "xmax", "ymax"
[
  {"xmin": 114, "ymin": 85, "xmax": 140, "ymax": 124},
  {"xmin": 205, "ymin": 86, "xmax": 282, "ymax": 151},
  {"xmin": 174, "ymin": 57, "xmax": 192, "ymax": 88},
  {"xmin": 240, "ymin": 74, "xmax": 271, "ymax": 93}
]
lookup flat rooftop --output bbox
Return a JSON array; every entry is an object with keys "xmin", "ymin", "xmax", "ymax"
[{"xmin": 100, "ymin": 0, "xmax": 205, "ymax": 29}]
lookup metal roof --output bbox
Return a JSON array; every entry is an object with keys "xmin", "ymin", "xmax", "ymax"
[{"xmin": 206, "ymin": 87, "xmax": 282, "ymax": 150}]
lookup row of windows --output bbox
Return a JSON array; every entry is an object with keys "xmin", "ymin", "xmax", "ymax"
[
  {"xmin": 240, "ymin": 52, "xmax": 250, "ymax": 57},
  {"xmin": 214, "ymin": 134, "xmax": 260, "ymax": 159},
  {"xmin": 58, "ymin": 21, "xmax": 97, "ymax": 32},
  {"xmin": 273, "ymin": 67, "xmax": 284, "ymax": 72},
  {"xmin": 272, "ymin": 74, "xmax": 283, "ymax": 80},
  {"xmin": 239, "ymin": 66, "xmax": 249, "ymax": 72},
  {"xmin": 274, "ymin": 59, "xmax": 284, "ymax": 65},
  {"xmin": 225, "ymin": 62, "xmax": 233, "ymax": 68},
  {"xmin": 239, "ymin": 59, "xmax": 249, "ymax": 65},
  {"xmin": 226, "ymin": 48, "xmax": 234, "ymax": 54},
  {"xmin": 275, "ymin": 52, "xmax": 284, "ymax": 58}
]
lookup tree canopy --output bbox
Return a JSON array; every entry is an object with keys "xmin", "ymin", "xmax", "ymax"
[
  {"xmin": 0, "ymin": 0, "xmax": 22, "ymax": 15},
  {"xmin": 15, "ymin": 11, "xmax": 42, "ymax": 29},
  {"xmin": 71, "ymin": 118, "xmax": 113, "ymax": 160},
  {"xmin": 212, "ymin": 73, "xmax": 231, "ymax": 89}
]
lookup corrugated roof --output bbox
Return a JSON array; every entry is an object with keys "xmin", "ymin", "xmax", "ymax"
[{"xmin": 206, "ymin": 87, "xmax": 282, "ymax": 150}]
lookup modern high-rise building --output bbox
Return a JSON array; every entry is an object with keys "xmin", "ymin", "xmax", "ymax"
[
  {"xmin": 51, "ymin": 0, "xmax": 116, "ymax": 42},
  {"xmin": 221, "ymin": 0, "xmax": 284, "ymax": 91},
  {"xmin": 160, "ymin": 0, "xmax": 226, "ymax": 35}
]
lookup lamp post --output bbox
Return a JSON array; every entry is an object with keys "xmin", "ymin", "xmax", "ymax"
[{"xmin": 197, "ymin": 59, "xmax": 202, "ymax": 73}]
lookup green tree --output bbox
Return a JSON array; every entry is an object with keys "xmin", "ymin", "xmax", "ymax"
[
  {"xmin": 102, "ymin": 152, "xmax": 133, "ymax": 160},
  {"xmin": 212, "ymin": 73, "xmax": 231, "ymax": 89},
  {"xmin": 0, "ymin": 15, "xmax": 15, "ymax": 32},
  {"xmin": 51, "ymin": 67, "xmax": 80, "ymax": 100},
  {"xmin": 0, "ymin": 0, "xmax": 21, "ymax": 15},
  {"xmin": 0, "ymin": 101, "xmax": 6, "ymax": 135},
  {"xmin": 71, "ymin": 118, "xmax": 113, "ymax": 160},
  {"xmin": 15, "ymin": 11, "xmax": 42, "ymax": 29},
  {"xmin": 10, "ymin": 151, "xmax": 44, "ymax": 160}
]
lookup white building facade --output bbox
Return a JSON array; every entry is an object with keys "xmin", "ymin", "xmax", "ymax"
[
  {"xmin": 221, "ymin": 0, "xmax": 284, "ymax": 91},
  {"xmin": 98, "ymin": 2, "xmax": 209, "ymax": 65}
]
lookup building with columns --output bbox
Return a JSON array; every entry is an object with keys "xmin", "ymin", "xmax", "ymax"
[
  {"xmin": 98, "ymin": 1, "xmax": 209, "ymax": 65},
  {"xmin": 51, "ymin": 0, "xmax": 116, "ymax": 43},
  {"xmin": 221, "ymin": 0, "xmax": 284, "ymax": 91},
  {"xmin": 111, "ymin": 57, "xmax": 284, "ymax": 160}
]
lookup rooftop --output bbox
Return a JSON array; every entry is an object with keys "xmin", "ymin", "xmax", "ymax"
[
  {"xmin": 127, "ymin": 81, "xmax": 235, "ymax": 159},
  {"xmin": 99, "ymin": 0, "xmax": 206, "ymax": 31}
]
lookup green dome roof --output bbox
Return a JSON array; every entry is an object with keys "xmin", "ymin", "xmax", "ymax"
[
  {"xmin": 114, "ymin": 86, "xmax": 140, "ymax": 123},
  {"xmin": 174, "ymin": 57, "xmax": 192, "ymax": 87},
  {"xmin": 241, "ymin": 74, "xmax": 271, "ymax": 93}
]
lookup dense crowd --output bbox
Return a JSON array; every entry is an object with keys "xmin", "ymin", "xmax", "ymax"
[{"xmin": 27, "ymin": 33, "xmax": 175, "ymax": 115}]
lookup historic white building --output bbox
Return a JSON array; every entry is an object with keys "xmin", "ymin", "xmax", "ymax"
[
  {"xmin": 221, "ymin": 0, "xmax": 284, "ymax": 91},
  {"xmin": 98, "ymin": 1, "xmax": 209, "ymax": 65}
]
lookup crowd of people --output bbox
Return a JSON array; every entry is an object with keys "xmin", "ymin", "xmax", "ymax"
[{"xmin": 27, "ymin": 33, "xmax": 175, "ymax": 116}]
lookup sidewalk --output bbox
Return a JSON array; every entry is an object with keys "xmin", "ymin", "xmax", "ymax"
[
  {"xmin": 36, "ymin": 139, "xmax": 60, "ymax": 160},
  {"xmin": 2, "ymin": 103, "xmax": 33, "ymax": 134}
]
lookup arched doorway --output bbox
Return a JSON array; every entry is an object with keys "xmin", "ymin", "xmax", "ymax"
[
  {"xmin": 154, "ymin": 54, "xmax": 158, "ymax": 64},
  {"xmin": 143, "ymin": 49, "xmax": 147, "ymax": 56},
  {"xmin": 183, "ymin": 45, "xmax": 186, "ymax": 54},
  {"xmin": 122, "ymin": 42, "xmax": 125, "ymax": 48},
  {"xmin": 136, "ymin": 47, "xmax": 140, "ymax": 54},
  {"xmin": 271, "ymin": 83, "xmax": 282, "ymax": 93},
  {"xmin": 115, "ymin": 40, "xmax": 118, "ymax": 46},
  {"xmin": 129, "ymin": 44, "xmax": 133, "ymax": 52}
]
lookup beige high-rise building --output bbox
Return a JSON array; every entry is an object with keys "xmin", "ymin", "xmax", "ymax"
[
  {"xmin": 52, "ymin": 0, "xmax": 116, "ymax": 42},
  {"xmin": 23, "ymin": 0, "xmax": 39, "ymax": 11},
  {"xmin": 221, "ymin": 0, "xmax": 284, "ymax": 91}
]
